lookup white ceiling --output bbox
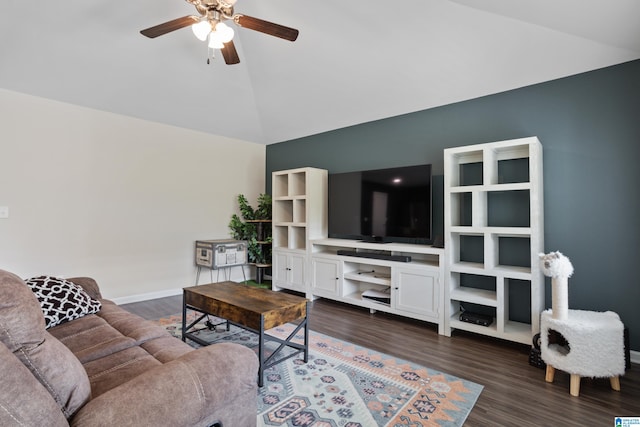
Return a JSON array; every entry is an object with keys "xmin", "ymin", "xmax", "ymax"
[{"xmin": 1, "ymin": 0, "xmax": 639, "ymax": 145}]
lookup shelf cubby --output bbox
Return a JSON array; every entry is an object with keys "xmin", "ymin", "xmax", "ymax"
[
  {"xmin": 273, "ymin": 199, "xmax": 293, "ymax": 223},
  {"xmin": 459, "ymin": 161, "xmax": 484, "ymax": 186},
  {"xmin": 497, "ymin": 157, "xmax": 530, "ymax": 184},
  {"xmin": 505, "ymin": 278, "xmax": 532, "ymax": 325},
  {"xmin": 293, "ymin": 199, "xmax": 306, "ymax": 223},
  {"xmin": 449, "ymin": 272, "xmax": 497, "ymax": 306},
  {"xmin": 343, "ymin": 263, "xmax": 392, "ymax": 287},
  {"xmin": 487, "ymin": 190, "xmax": 530, "ymax": 227},
  {"xmin": 459, "ymin": 235, "xmax": 484, "ymax": 264},
  {"xmin": 449, "ymin": 192, "xmax": 472, "ymax": 227},
  {"xmin": 497, "ymin": 236, "xmax": 531, "ymax": 269},
  {"xmin": 273, "ymin": 225, "xmax": 289, "ymax": 249},
  {"xmin": 273, "ymin": 174, "xmax": 289, "ymax": 198},
  {"xmin": 342, "ymin": 263, "xmax": 392, "ymax": 308},
  {"xmin": 290, "ymin": 172, "xmax": 306, "ymax": 197},
  {"xmin": 290, "ymin": 226, "xmax": 307, "ymax": 250}
]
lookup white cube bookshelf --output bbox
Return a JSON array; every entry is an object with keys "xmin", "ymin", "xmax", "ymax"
[
  {"xmin": 444, "ymin": 137, "xmax": 544, "ymax": 344},
  {"xmin": 272, "ymin": 167, "xmax": 328, "ymax": 297}
]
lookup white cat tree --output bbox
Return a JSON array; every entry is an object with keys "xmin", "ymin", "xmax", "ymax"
[{"xmin": 538, "ymin": 251, "xmax": 625, "ymax": 396}]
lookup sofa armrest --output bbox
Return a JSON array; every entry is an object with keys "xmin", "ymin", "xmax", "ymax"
[
  {"xmin": 70, "ymin": 343, "xmax": 258, "ymax": 427},
  {"xmin": 0, "ymin": 342, "xmax": 69, "ymax": 427},
  {"xmin": 67, "ymin": 277, "xmax": 103, "ymax": 300}
]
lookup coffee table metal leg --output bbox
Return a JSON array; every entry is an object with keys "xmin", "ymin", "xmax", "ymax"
[
  {"xmin": 258, "ymin": 316, "xmax": 265, "ymax": 387},
  {"xmin": 304, "ymin": 301, "xmax": 309, "ymax": 363},
  {"xmin": 181, "ymin": 297, "xmax": 187, "ymax": 342}
]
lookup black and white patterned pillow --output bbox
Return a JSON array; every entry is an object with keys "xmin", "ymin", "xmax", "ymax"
[{"xmin": 24, "ymin": 276, "xmax": 102, "ymax": 329}]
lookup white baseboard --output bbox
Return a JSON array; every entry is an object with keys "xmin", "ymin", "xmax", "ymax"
[
  {"xmin": 111, "ymin": 288, "xmax": 182, "ymax": 305},
  {"xmin": 631, "ymin": 350, "xmax": 640, "ymax": 365}
]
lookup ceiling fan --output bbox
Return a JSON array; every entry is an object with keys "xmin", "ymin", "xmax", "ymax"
[{"xmin": 140, "ymin": 0, "xmax": 299, "ymax": 65}]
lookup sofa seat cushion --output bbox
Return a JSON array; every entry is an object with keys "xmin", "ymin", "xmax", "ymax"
[
  {"xmin": 25, "ymin": 275, "xmax": 102, "ymax": 328},
  {"xmin": 50, "ymin": 299, "xmax": 195, "ymax": 398},
  {"xmin": 50, "ymin": 302, "xmax": 180, "ymax": 365},
  {"xmin": 49, "ymin": 313, "xmax": 138, "ymax": 364},
  {"xmin": 96, "ymin": 302, "xmax": 171, "ymax": 344},
  {"xmin": 141, "ymin": 336, "xmax": 193, "ymax": 363},
  {"xmin": 82, "ymin": 346, "xmax": 163, "ymax": 398},
  {"xmin": 0, "ymin": 270, "xmax": 91, "ymax": 418}
]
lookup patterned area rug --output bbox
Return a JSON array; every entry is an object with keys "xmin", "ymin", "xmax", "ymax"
[{"xmin": 156, "ymin": 314, "xmax": 483, "ymax": 427}]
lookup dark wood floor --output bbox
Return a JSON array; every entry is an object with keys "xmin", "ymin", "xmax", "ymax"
[{"xmin": 122, "ymin": 295, "xmax": 640, "ymax": 426}]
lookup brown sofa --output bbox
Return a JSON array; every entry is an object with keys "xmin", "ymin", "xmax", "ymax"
[{"xmin": 0, "ymin": 269, "xmax": 258, "ymax": 427}]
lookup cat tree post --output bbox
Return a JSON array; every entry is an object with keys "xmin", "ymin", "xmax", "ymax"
[
  {"xmin": 539, "ymin": 251, "xmax": 573, "ymax": 320},
  {"xmin": 551, "ymin": 276, "xmax": 569, "ymax": 320}
]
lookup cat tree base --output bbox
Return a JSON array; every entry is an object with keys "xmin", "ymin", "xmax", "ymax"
[{"xmin": 540, "ymin": 309, "xmax": 625, "ymax": 397}]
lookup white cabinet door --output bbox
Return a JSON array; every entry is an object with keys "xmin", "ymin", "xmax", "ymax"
[
  {"xmin": 311, "ymin": 257, "xmax": 341, "ymax": 297},
  {"xmin": 273, "ymin": 249, "xmax": 306, "ymax": 292},
  {"xmin": 289, "ymin": 252, "xmax": 306, "ymax": 290},
  {"xmin": 272, "ymin": 251, "xmax": 290, "ymax": 286},
  {"xmin": 393, "ymin": 266, "xmax": 439, "ymax": 320}
]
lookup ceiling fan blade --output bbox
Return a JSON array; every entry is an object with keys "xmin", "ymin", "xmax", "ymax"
[
  {"xmin": 140, "ymin": 15, "xmax": 200, "ymax": 38},
  {"xmin": 234, "ymin": 15, "xmax": 299, "ymax": 42},
  {"xmin": 221, "ymin": 40, "xmax": 240, "ymax": 65}
]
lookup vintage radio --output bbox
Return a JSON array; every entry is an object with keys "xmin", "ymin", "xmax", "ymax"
[{"xmin": 195, "ymin": 239, "xmax": 248, "ymax": 269}]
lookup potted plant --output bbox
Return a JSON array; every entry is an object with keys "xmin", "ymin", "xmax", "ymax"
[{"xmin": 228, "ymin": 194, "xmax": 272, "ymax": 264}]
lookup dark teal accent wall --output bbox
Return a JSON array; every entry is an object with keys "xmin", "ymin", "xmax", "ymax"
[{"xmin": 266, "ymin": 59, "xmax": 640, "ymax": 351}]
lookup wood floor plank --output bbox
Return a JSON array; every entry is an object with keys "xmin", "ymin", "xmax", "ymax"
[{"xmin": 122, "ymin": 295, "xmax": 640, "ymax": 426}]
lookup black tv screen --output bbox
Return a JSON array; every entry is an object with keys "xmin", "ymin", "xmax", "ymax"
[{"xmin": 328, "ymin": 164, "xmax": 432, "ymax": 244}]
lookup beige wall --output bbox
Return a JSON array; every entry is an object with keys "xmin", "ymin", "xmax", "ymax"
[{"xmin": 0, "ymin": 89, "xmax": 265, "ymax": 300}]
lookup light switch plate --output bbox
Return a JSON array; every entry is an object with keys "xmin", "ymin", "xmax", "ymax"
[{"xmin": 0, "ymin": 206, "xmax": 9, "ymax": 218}]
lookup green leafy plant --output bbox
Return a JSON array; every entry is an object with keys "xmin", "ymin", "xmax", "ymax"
[
  {"xmin": 237, "ymin": 194, "xmax": 255, "ymax": 220},
  {"xmin": 255, "ymin": 193, "xmax": 272, "ymax": 220},
  {"xmin": 229, "ymin": 194, "xmax": 272, "ymax": 264}
]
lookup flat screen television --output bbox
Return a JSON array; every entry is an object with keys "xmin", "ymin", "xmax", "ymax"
[{"xmin": 328, "ymin": 164, "xmax": 432, "ymax": 244}]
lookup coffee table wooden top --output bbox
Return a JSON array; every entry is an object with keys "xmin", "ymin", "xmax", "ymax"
[{"xmin": 183, "ymin": 281, "xmax": 308, "ymax": 331}]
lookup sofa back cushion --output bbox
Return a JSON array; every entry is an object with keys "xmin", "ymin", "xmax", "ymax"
[{"xmin": 0, "ymin": 269, "xmax": 91, "ymax": 418}]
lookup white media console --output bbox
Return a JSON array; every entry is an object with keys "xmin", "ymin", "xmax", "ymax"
[{"xmin": 310, "ymin": 238, "xmax": 445, "ymax": 334}]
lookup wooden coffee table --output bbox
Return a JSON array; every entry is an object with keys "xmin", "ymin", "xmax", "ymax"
[{"xmin": 182, "ymin": 281, "xmax": 309, "ymax": 387}]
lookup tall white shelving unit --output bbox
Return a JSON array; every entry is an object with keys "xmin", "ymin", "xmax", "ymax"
[
  {"xmin": 271, "ymin": 167, "xmax": 328, "ymax": 298},
  {"xmin": 443, "ymin": 137, "xmax": 544, "ymax": 344}
]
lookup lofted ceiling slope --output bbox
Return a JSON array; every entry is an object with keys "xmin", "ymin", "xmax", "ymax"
[{"xmin": 1, "ymin": 0, "xmax": 639, "ymax": 144}]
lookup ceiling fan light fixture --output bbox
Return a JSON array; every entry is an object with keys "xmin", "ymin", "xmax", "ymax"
[
  {"xmin": 208, "ymin": 32, "xmax": 225, "ymax": 49},
  {"xmin": 215, "ymin": 22, "xmax": 235, "ymax": 43},
  {"xmin": 192, "ymin": 20, "xmax": 212, "ymax": 41}
]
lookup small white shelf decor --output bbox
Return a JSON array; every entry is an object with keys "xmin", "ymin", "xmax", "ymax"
[{"xmin": 443, "ymin": 137, "xmax": 544, "ymax": 344}]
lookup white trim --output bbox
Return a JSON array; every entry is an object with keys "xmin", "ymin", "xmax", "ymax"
[
  {"xmin": 631, "ymin": 350, "xmax": 640, "ymax": 366},
  {"xmin": 111, "ymin": 288, "xmax": 182, "ymax": 305}
]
